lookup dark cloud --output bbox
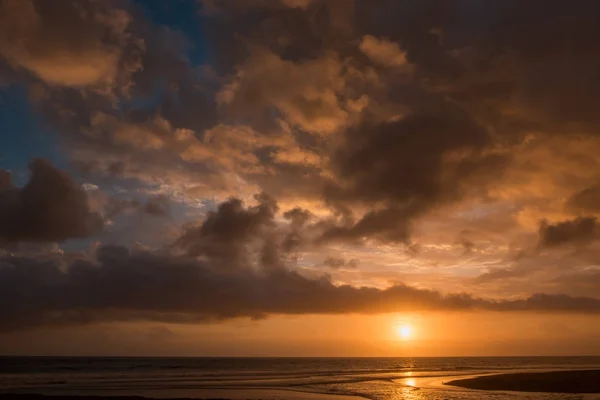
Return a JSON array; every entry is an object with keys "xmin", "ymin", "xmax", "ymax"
[
  {"xmin": 476, "ymin": 267, "xmax": 524, "ymax": 283},
  {"xmin": 281, "ymin": 207, "xmax": 314, "ymax": 253},
  {"xmin": 4, "ymin": 0, "xmax": 600, "ymax": 336},
  {"xmin": 198, "ymin": 0, "xmax": 600, "ymax": 246},
  {"xmin": 2, "ymin": 242, "xmax": 600, "ymax": 332},
  {"xmin": 0, "ymin": 169, "xmax": 12, "ymax": 189},
  {"xmin": 323, "ymin": 257, "xmax": 359, "ymax": 269},
  {"xmin": 357, "ymin": 0, "xmax": 600, "ymax": 131},
  {"xmin": 459, "ymin": 238, "xmax": 475, "ymax": 255},
  {"xmin": 283, "ymin": 207, "xmax": 313, "ymax": 225},
  {"xmin": 202, "ymin": 0, "xmax": 352, "ymax": 72},
  {"xmin": 106, "ymin": 196, "xmax": 170, "ymax": 219},
  {"xmin": 1, "ymin": 0, "xmax": 217, "ymax": 190},
  {"xmin": 471, "ymin": 0, "xmax": 600, "ymax": 131},
  {"xmin": 538, "ymin": 217, "xmax": 599, "ymax": 248},
  {"xmin": 322, "ymin": 109, "xmax": 506, "ymax": 242},
  {"xmin": 1, "ymin": 195, "xmax": 600, "ymax": 332},
  {"xmin": 552, "ymin": 271, "xmax": 600, "ymax": 299},
  {"xmin": 105, "ymin": 198, "xmax": 143, "ymax": 220},
  {"xmin": 568, "ymin": 184, "xmax": 600, "ymax": 214},
  {"xmin": 143, "ymin": 196, "xmax": 170, "ymax": 216},
  {"xmin": 174, "ymin": 193, "xmax": 278, "ymax": 266},
  {"xmin": 126, "ymin": 20, "xmax": 218, "ymax": 135},
  {"xmin": 0, "ymin": 159, "xmax": 103, "ymax": 244},
  {"xmin": 11, "ymin": 0, "xmax": 597, "ymax": 247}
]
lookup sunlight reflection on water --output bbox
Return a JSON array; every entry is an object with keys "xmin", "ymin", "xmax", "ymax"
[
  {"xmin": 4, "ymin": 357, "xmax": 600, "ymax": 400},
  {"xmin": 313, "ymin": 377, "xmax": 600, "ymax": 400}
]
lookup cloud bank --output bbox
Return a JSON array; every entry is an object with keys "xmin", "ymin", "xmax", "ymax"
[
  {"xmin": 0, "ymin": 159, "xmax": 103, "ymax": 244},
  {"xmin": 2, "ymin": 0, "xmax": 600, "ymax": 332},
  {"xmin": 2, "ymin": 195, "xmax": 600, "ymax": 332}
]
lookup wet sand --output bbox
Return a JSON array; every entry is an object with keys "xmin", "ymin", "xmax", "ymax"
[
  {"xmin": 0, "ymin": 397, "xmax": 239, "ymax": 400},
  {"xmin": 0, "ymin": 390, "xmax": 363, "ymax": 400},
  {"xmin": 0, "ymin": 397, "xmax": 194, "ymax": 400},
  {"xmin": 446, "ymin": 369, "xmax": 600, "ymax": 393},
  {"xmin": 0, "ymin": 395, "xmax": 308, "ymax": 400}
]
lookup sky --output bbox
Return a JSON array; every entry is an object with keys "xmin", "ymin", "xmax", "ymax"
[{"xmin": 2, "ymin": 0, "xmax": 600, "ymax": 357}]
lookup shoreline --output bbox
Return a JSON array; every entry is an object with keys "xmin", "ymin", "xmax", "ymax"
[
  {"xmin": 0, "ymin": 389, "xmax": 366, "ymax": 400},
  {"xmin": 0, "ymin": 397, "xmax": 211, "ymax": 400},
  {"xmin": 445, "ymin": 369, "xmax": 600, "ymax": 393},
  {"xmin": 5, "ymin": 368, "xmax": 600, "ymax": 399},
  {"xmin": 0, "ymin": 397, "xmax": 195, "ymax": 400}
]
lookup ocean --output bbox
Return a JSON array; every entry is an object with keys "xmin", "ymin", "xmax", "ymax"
[{"xmin": 2, "ymin": 356, "xmax": 600, "ymax": 400}]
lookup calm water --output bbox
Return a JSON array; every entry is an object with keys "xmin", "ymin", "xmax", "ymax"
[{"xmin": 2, "ymin": 356, "xmax": 600, "ymax": 400}]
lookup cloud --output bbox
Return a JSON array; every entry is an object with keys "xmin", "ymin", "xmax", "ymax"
[
  {"xmin": 0, "ymin": 169, "xmax": 12, "ymax": 189},
  {"xmin": 322, "ymin": 109, "xmax": 507, "ymax": 242},
  {"xmin": 280, "ymin": 0, "xmax": 313, "ymax": 9},
  {"xmin": 359, "ymin": 35, "xmax": 411, "ymax": 68},
  {"xmin": 458, "ymin": 235, "xmax": 475, "ymax": 255},
  {"xmin": 0, "ymin": 0, "xmax": 142, "ymax": 89},
  {"xmin": 203, "ymin": 0, "xmax": 354, "ymax": 71},
  {"xmin": 2, "ymin": 0, "xmax": 219, "ymax": 200},
  {"xmin": 552, "ymin": 270, "xmax": 600, "ymax": 299},
  {"xmin": 1, "ymin": 195, "xmax": 600, "ymax": 332},
  {"xmin": 323, "ymin": 257, "xmax": 359, "ymax": 269},
  {"xmin": 3, "ymin": 242, "xmax": 600, "ymax": 332},
  {"xmin": 143, "ymin": 196, "xmax": 170, "ymax": 216},
  {"xmin": 217, "ymin": 48, "xmax": 353, "ymax": 135},
  {"xmin": 538, "ymin": 217, "xmax": 599, "ymax": 248},
  {"xmin": 174, "ymin": 193, "xmax": 279, "ymax": 267},
  {"xmin": 0, "ymin": 159, "xmax": 103, "ymax": 244},
  {"xmin": 105, "ymin": 195, "xmax": 170, "ymax": 220},
  {"xmin": 568, "ymin": 184, "xmax": 600, "ymax": 214},
  {"xmin": 5, "ymin": 0, "xmax": 600, "ymax": 323}
]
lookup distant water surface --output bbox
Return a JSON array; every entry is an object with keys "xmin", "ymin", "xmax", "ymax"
[{"xmin": 2, "ymin": 356, "xmax": 600, "ymax": 400}]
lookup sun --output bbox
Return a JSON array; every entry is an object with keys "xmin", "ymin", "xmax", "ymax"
[{"xmin": 396, "ymin": 324, "xmax": 413, "ymax": 340}]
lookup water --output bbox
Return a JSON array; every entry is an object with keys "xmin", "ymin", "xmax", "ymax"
[{"xmin": 2, "ymin": 356, "xmax": 600, "ymax": 400}]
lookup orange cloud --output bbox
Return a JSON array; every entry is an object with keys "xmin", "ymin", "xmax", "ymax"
[{"xmin": 0, "ymin": 0, "xmax": 142, "ymax": 90}]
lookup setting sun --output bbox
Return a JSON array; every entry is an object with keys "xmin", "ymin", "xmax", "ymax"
[
  {"xmin": 396, "ymin": 324, "xmax": 413, "ymax": 340},
  {"xmin": 4, "ymin": 1, "xmax": 600, "ymax": 399}
]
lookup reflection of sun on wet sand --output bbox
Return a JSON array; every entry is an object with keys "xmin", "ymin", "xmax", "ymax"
[
  {"xmin": 445, "ymin": 370, "xmax": 600, "ymax": 393},
  {"xmin": 0, "ymin": 391, "xmax": 366, "ymax": 400}
]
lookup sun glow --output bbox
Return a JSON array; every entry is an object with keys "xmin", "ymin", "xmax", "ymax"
[{"xmin": 396, "ymin": 324, "xmax": 413, "ymax": 340}]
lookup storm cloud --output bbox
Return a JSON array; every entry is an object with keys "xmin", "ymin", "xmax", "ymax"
[
  {"xmin": 322, "ymin": 109, "xmax": 507, "ymax": 242},
  {"xmin": 2, "ymin": 195, "xmax": 600, "ymax": 332},
  {"xmin": 3, "ymin": 242, "xmax": 600, "ymax": 332},
  {"xmin": 0, "ymin": 159, "xmax": 103, "ymax": 244},
  {"xmin": 538, "ymin": 217, "xmax": 599, "ymax": 248},
  {"xmin": 2, "ymin": 0, "xmax": 600, "ymax": 336}
]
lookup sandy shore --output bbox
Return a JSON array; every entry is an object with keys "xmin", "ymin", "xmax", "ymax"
[
  {"xmin": 0, "ymin": 397, "xmax": 197, "ymax": 400},
  {"xmin": 2, "ymin": 396, "xmax": 249, "ymax": 400},
  {"xmin": 446, "ymin": 369, "xmax": 600, "ymax": 393},
  {"xmin": 0, "ymin": 397, "xmax": 202, "ymax": 400},
  {"xmin": 0, "ymin": 390, "xmax": 363, "ymax": 400}
]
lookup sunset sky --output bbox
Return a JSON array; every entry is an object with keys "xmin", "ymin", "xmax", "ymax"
[{"xmin": 2, "ymin": 0, "xmax": 600, "ymax": 357}]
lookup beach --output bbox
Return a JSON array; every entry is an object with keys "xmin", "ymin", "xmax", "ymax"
[
  {"xmin": 4, "ymin": 357, "xmax": 600, "ymax": 400},
  {"xmin": 0, "ymin": 391, "xmax": 364, "ymax": 400},
  {"xmin": 0, "ymin": 396, "xmax": 196, "ymax": 400},
  {"xmin": 6, "ymin": 369, "xmax": 600, "ymax": 400},
  {"xmin": 446, "ymin": 369, "xmax": 600, "ymax": 393},
  {"xmin": 0, "ymin": 396, "xmax": 232, "ymax": 400},
  {"xmin": 0, "ymin": 395, "xmax": 354, "ymax": 400}
]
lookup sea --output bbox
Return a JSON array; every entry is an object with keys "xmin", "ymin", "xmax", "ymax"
[{"xmin": 2, "ymin": 356, "xmax": 600, "ymax": 400}]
